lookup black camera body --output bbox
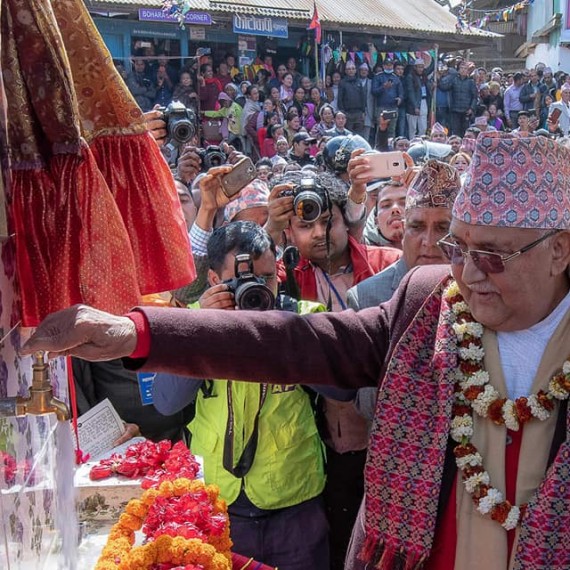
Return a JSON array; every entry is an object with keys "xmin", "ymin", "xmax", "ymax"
[
  {"xmin": 197, "ymin": 146, "xmax": 228, "ymax": 171},
  {"xmin": 282, "ymin": 178, "xmax": 329, "ymax": 222},
  {"xmin": 223, "ymin": 254, "xmax": 275, "ymax": 311},
  {"xmin": 158, "ymin": 101, "xmax": 197, "ymax": 145}
]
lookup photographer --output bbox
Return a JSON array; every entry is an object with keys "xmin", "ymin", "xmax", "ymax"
[
  {"xmin": 153, "ymin": 221, "xmax": 330, "ymax": 570},
  {"xmin": 172, "ymin": 144, "xmax": 259, "ymax": 306},
  {"xmin": 264, "ymin": 170, "xmax": 401, "ymax": 570},
  {"xmin": 126, "ymin": 56, "xmax": 156, "ymax": 112}
]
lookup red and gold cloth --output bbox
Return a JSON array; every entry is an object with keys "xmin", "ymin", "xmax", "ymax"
[{"xmin": 1, "ymin": 0, "xmax": 195, "ymax": 325}]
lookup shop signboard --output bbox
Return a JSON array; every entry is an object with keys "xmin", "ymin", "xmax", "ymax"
[
  {"xmin": 232, "ymin": 14, "xmax": 288, "ymax": 38},
  {"xmin": 138, "ymin": 8, "xmax": 212, "ymax": 26},
  {"xmin": 189, "ymin": 26, "xmax": 206, "ymax": 40}
]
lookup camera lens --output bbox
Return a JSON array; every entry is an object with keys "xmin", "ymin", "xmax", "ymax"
[
  {"xmin": 294, "ymin": 191, "xmax": 323, "ymax": 222},
  {"xmin": 171, "ymin": 122, "xmax": 194, "ymax": 144},
  {"xmin": 235, "ymin": 282, "xmax": 275, "ymax": 311}
]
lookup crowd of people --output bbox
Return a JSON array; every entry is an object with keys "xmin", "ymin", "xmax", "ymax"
[
  {"xmin": 57, "ymin": 47, "xmax": 570, "ymax": 570},
  {"xmin": 123, "ymin": 49, "xmax": 570, "ymax": 162}
]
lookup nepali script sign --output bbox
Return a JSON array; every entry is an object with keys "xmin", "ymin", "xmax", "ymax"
[
  {"xmin": 232, "ymin": 14, "xmax": 288, "ymax": 38},
  {"xmin": 138, "ymin": 8, "xmax": 212, "ymax": 26}
]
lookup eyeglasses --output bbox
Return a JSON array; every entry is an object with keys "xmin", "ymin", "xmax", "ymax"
[{"xmin": 437, "ymin": 230, "xmax": 560, "ymax": 274}]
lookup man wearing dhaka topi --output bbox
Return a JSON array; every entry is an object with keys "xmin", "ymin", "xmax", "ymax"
[{"xmin": 25, "ymin": 131, "xmax": 570, "ymax": 569}]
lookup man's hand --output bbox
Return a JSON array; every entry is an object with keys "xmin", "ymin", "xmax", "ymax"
[
  {"xmin": 547, "ymin": 116, "xmax": 559, "ymax": 132},
  {"xmin": 378, "ymin": 115, "xmax": 390, "ymax": 132},
  {"xmin": 144, "ymin": 106, "xmax": 167, "ymax": 147},
  {"xmin": 265, "ymin": 183, "xmax": 295, "ymax": 244},
  {"xmin": 199, "ymin": 284, "xmax": 235, "ymax": 310},
  {"xmin": 347, "ymin": 148, "xmax": 371, "ymax": 201},
  {"xmin": 198, "ymin": 165, "xmax": 234, "ymax": 213},
  {"xmin": 21, "ymin": 305, "xmax": 137, "ymax": 361},
  {"xmin": 391, "ymin": 152, "xmax": 416, "ymax": 187},
  {"xmin": 221, "ymin": 142, "xmax": 246, "ymax": 166},
  {"xmin": 177, "ymin": 146, "xmax": 203, "ymax": 185},
  {"xmin": 114, "ymin": 423, "xmax": 141, "ymax": 446}
]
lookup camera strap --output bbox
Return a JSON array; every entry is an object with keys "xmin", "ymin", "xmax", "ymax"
[
  {"xmin": 222, "ymin": 382, "xmax": 268, "ymax": 478},
  {"xmin": 322, "ymin": 270, "xmax": 348, "ymax": 311}
]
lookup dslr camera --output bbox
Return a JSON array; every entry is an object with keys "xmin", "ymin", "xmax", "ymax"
[
  {"xmin": 281, "ymin": 178, "xmax": 328, "ymax": 222},
  {"xmin": 158, "ymin": 101, "xmax": 197, "ymax": 145},
  {"xmin": 197, "ymin": 146, "xmax": 228, "ymax": 171},
  {"xmin": 223, "ymin": 254, "xmax": 275, "ymax": 311}
]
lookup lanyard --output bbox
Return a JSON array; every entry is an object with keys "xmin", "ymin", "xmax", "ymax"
[
  {"xmin": 322, "ymin": 270, "xmax": 347, "ymax": 311},
  {"xmin": 222, "ymin": 382, "xmax": 268, "ymax": 478}
]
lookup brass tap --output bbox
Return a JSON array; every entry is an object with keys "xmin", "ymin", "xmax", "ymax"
[{"xmin": 13, "ymin": 351, "xmax": 70, "ymax": 421}]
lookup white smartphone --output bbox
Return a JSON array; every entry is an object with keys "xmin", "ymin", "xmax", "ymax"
[{"xmin": 362, "ymin": 151, "xmax": 406, "ymax": 178}]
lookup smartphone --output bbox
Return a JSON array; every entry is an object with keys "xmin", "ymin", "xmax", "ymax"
[
  {"xmin": 220, "ymin": 157, "xmax": 256, "ymax": 198},
  {"xmin": 550, "ymin": 108, "xmax": 562, "ymax": 123},
  {"xmin": 362, "ymin": 151, "xmax": 406, "ymax": 178},
  {"xmin": 381, "ymin": 110, "xmax": 398, "ymax": 121}
]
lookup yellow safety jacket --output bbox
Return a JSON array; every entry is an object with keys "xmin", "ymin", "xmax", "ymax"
[{"xmin": 188, "ymin": 299, "xmax": 326, "ymax": 509}]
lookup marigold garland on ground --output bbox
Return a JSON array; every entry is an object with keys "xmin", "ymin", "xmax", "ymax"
[{"xmin": 94, "ymin": 477, "xmax": 232, "ymax": 570}]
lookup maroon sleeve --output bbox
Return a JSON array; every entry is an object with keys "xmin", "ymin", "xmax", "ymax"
[{"xmin": 123, "ymin": 265, "xmax": 449, "ymax": 390}]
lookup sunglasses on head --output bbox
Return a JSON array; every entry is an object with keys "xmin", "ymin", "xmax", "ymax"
[{"xmin": 437, "ymin": 229, "xmax": 560, "ymax": 274}]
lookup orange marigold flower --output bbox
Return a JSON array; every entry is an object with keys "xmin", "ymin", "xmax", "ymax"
[
  {"xmin": 125, "ymin": 499, "xmax": 147, "ymax": 519},
  {"xmin": 453, "ymin": 443, "xmax": 478, "ymax": 458},
  {"xmin": 462, "ymin": 464, "xmax": 485, "ymax": 479},
  {"xmin": 515, "ymin": 397, "xmax": 532, "ymax": 423},
  {"xmin": 537, "ymin": 390, "xmax": 555, "ymax": 411},
  {"xmin": 474, "ymin": 484, "xmax": 491, "ymax": 499},
  {"xmin": 94, "ymin": 561, "xmax": 119, "ymax": 570},
  {"xmin": 460, "ymin": 361, "xmax": 480, "ymax": 375},
  {"xmin": 121, "ymin": 545, "xmax": 156, "ymax": 568},
  {"xmin": 158, "ymin": 480, "xmax": 175, "ymax": 497},
  {"xmin": 490, "ymin": 502, "xmax": 510, "ymax": 524},
  {"xmin": 142, "ymin": 488, "xmax": 160, "ymax": 506},
  {"xmin": 487, "ymin": 398, "xmax": 506, "ymax": 424},
  {"xmin": 118, "ymin": 513, "xmax": 143, "ymax": 532},
  {"xmin": 464, "ymin": 385, "xmax": 485, "ymax": 401},
  {"xmin": 172, "ymin": 478, "xmax": 193, "ymax": 496},
  {"xmin": 108, "ymin": 526, "xmax": 135, "ymax": 545},
  {"xmin": 452, "ymin": 404, "xmax": 471, "ymax": 417}
]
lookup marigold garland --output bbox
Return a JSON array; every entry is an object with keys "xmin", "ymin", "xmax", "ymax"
[
  {"xmin": 94, "ymin": 478, "xmax": 232, "ymax": 570},
  {"xmin": 445, "ymin": 280, "xmax": 570, "ymax": 531}
]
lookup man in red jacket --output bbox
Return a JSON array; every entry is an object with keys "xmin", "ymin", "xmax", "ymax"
[{"xmin": 264, "ymin": 169, "xmax": 400, "ymax": 569}]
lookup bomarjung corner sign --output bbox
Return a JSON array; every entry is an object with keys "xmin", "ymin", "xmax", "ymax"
[
  {"xmin": 138, "ymin": 8, "xmax": 212, "ymax": 25},
  {"xmin": 232, "ymin": 14, "xmax": 288, "ymax": 38}
]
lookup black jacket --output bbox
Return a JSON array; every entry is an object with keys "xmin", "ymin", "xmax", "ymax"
[{"xmin": 338, "ymin": 76, "xmax": 366, "ymax": 113}]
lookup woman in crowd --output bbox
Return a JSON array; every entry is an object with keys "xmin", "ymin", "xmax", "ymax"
[
  {"xmin": 285, "ymin": 114, "xmax": 303, "ymax": 145},
  {"xmin": 302, "ymin": 102, "xmax": 317, "ymax": 132},
  {"xmin": 172, "ymin": 71, "xmax": 199, "ymax": 112},
  {"xmin": 540, "ymin": 93, "xmax": 554, "ymax": 129},
  {"xmin": 257, "ymin": 110, "xmax": 279, "ymax": 151},
  {"xmin": 300, "ymin": 76, "xmax": 313, "ymax": 92},
  {"xmin": 256, "ymin": 68, "xmax": 271, "ymax": 100},
  {"xmin": 236, "ymin": 81, "xmax": 250, "ymax": 107},
  {"xmin": 198, "ymin": 64, "xmax": 222, "ymax": 111},
  {"xmin": 292, "ymin": 87, "xmax": 307, "ymax": 115},
  {"xmin": 242, "ymin": 85, "xmax": 262, "ymax": 158},
  {"xmin": 310, "ymin": 86, "xmax": 327, "ymax": 115},
  {"xmin": 271, "ymin": 137, "xmax": 290, "ymax": 165},
  {"xmin": 487, "ymin": 103, "xmax": 505, "ymax": 131},
  {"xmin": 262, "ymin": 124, "xmax": 285, "ymax": 158},
  {"xmin": 485, "ymin": 81, "xmax": 504, "ymax": 115},
  {"xmin": 279, "ymin": 72, "xmax": 295, "ymax": 110},
  {"xmin": 312, "ymin": 104, "xmax": 335, "ymax": 138},
  {"xmin": 449, "ymin": 151, "xmax": 472, "ymax": 175}
]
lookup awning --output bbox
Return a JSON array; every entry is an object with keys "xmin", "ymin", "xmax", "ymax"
[{"xmin": 90, "ymin": 0, "xmax": 498, "ymax": 46}]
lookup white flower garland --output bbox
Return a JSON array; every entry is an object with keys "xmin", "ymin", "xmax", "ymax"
[{"xmin": 445, "ymin": 280, "xmax": 570, "ymax": 532}]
